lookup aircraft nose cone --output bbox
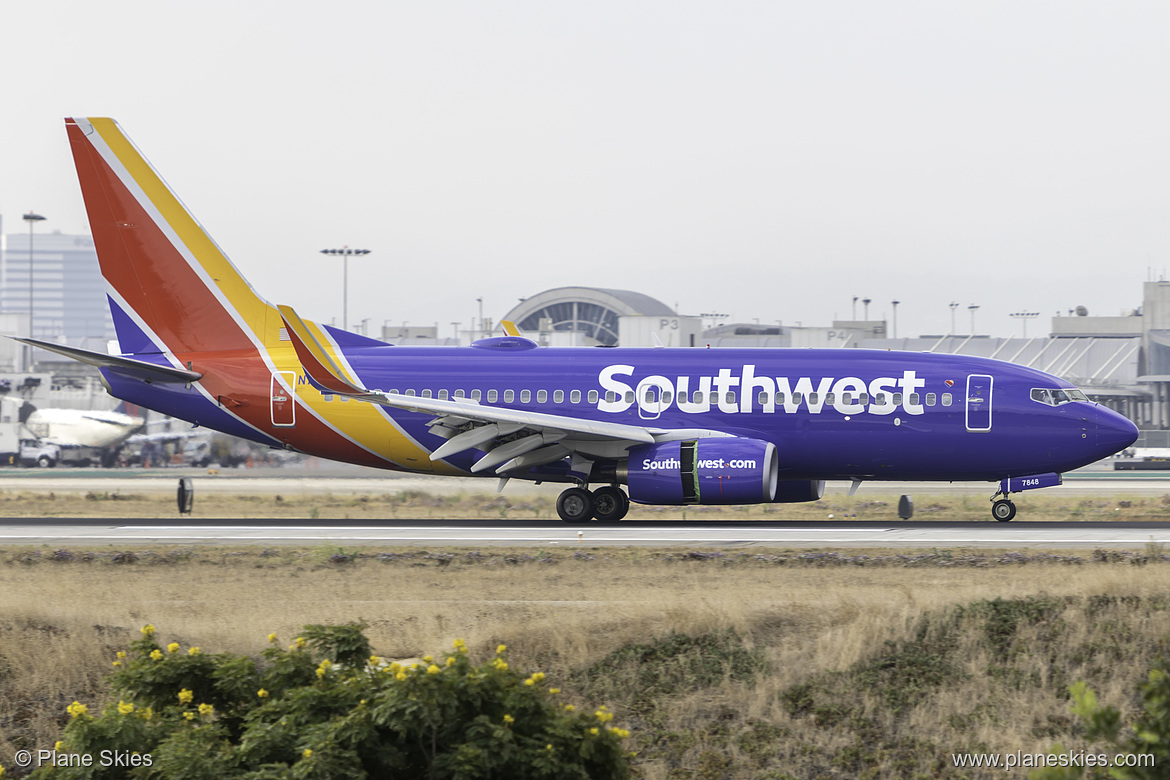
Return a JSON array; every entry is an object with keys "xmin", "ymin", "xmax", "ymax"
[{"xmin": 1096, "ymin": 407, "xmax": 1139, "ymax": 455}]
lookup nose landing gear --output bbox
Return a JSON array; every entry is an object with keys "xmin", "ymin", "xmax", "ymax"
[
  {"xmin": 556, "ymin": 485, "xmax": 630, "ymax": 523},
  {"xmin": 991, "ymin": 498, "xmax": 1017, "ymax": 522}
]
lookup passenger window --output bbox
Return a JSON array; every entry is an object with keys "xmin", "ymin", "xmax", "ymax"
[
  {"xmin": 537, "ymin": 389, "xmax": 547, "ymax": 403},
  {"xmin": 758, "ymin": 391, "xmax": 769, "ymax": 405},
  {"xmin": 422, "ymin": 389, "xmax": 432, "ymax": 399},
  {"xmin": 405, "ymin": 389, "xmax": 416, "ymax": 396},
  {"xmin": 487, "ymin": 389, "xmax": 498, "ymax": 403},
  {"xmin": 644, "ymin": 388, "xmax": 656, "ymax": 403},
  {"xmin": 323, "ymin": 394, "xmax": 334, "ymax": 402},
  {"xmin": 726, "ymin": 391, "xmax": 736, "ymax": 405},
  {"xmin": 504, "ymin": 389, "xmax": 514, "ymax": 403},
  {"xmin": 554, "ymin": 389, "xmax": 564, "ymax": 403},
  {"xmin": 521, "ymin": 390, "xmax": 531, "ymax": 403},
  {"xmin": 841, "ymin": 392, "xmax": 852, "ymax": 404},
  {"xmin": 909, "ymin": 392, "xmax": 919, "ymax": 406},
  {"xmin": 892, "ymin": 392, "xmax": 902, "ymax": 405},
  {"xmin": 926, "ymin": 393, "xmax": 936, "ymax": 406},
  {"xmin": 875, "ymin": 393, "xmax": 886, "ymax": 405},
  {"xmin": 792, "ymin": 392, "xmax": 803, "ymax": 405},
  {"xmin": 825, "ymin": 393, "xmax": 835, "ymax": 404},
  {"xmin": 809, "ymin": 393, "xmax": 819, "ymax": 405},
  {"xmin": 453, "ymin": 389, "xmax": 464, "ymax": 399},
  {"xmin": 438, "ymin": 389, "xmax": 448, "ymax": 400},
  {"xmin": 589, "ymin": 390, "xmax": 599, "ymax": 404},
  {"xmin": 625, "ymin": 391, "xmax": 635, "ymax": 403},
  {"xmin": 859, "ymin": 392, "xmax": 869, "ymax": 405},
  {"xmin": 471, "ymin": 389, "xmax": 481, "ymax": 401},
  {"xmin": 605, "ymin": 391, "xmax": 616, "ymax": 403},
  {"xmin": 662, "ymin": 392, "xmax": 673, "ymax": 405},
  {"xmin": 942, "ymin": 393, "xmax": 952, "ymax": 407},
  {"xmin": 570, "ymin": 389, "xmax": 580, "ymax": 403},
  {"xmin": 693, "ymin": 391, "xmax": 704, "ymax": 403},
  {"xmin": 678, "ymin": 390, "xmax": 689, "ymax": 404},
  {"xmin": 776, "ymin": 393, "xmax": 786, "ymax": 404}
]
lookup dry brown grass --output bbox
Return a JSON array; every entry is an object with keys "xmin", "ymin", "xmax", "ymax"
[
  {"xmin": 2, "ymin": 546, "xmax": 1170, "ymax": 777},
  {"xmin": 0, "ymin": 485, "xmax": 1166, "ymax": 522}
]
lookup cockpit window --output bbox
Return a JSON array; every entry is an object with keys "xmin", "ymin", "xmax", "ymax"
[{"xmin": 1031, "ymin": 387, "xmax": 1088, "ymax": 406}]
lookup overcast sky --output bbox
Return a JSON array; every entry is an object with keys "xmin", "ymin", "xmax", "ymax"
[{"xmin": 2, "ymin": 1, "xmax": 1167, "ymax": 340}]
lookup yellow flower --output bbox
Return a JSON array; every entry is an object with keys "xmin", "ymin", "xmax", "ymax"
[
  {"xmin": 302, "ymin": 749, "xmax": 312, "ymax": 759},
  {"xmin": 112, "ymin": 660, "xmax": 121, "ymax": 667},
  {"xmin": 532, "ymin": 672, "xmax": 545, "ymax": 683},
  {"xmin": 295, "ymin": 637, "xmax": 306, "ymax": 648},
  {"xmin": 491, "ymin": 658, "xmax": 508, "ymax": 671},
  {"xmin": 609, "ymin": 727, "xmax": 631, "ymax": 738},
  {"xmin": 117, "ymin": 701, "xmax": 134, "ymax": 715},
  {"xmin": 197, "ymin": 703, "xmax": 214, "ymax": 717},
  {"xmin": 524, "ymin": 678, "xmax": 535, "ymax": 686},
  {"xmin": 167, "ymin": 642, "xmax": 180, "ymax": 654},
  {"xmin": 496, "ymin": 644, "xmax": 507, "ymax": 655},
  {"xmin": 54, "ymin": 741, "xmax": 63, "ymax": 751},
  {"xmin": 268, "ymin": 632, "xmax": 278, "ymax": 644},
  {"xmin": 149, "ymin": 649, "xmax": 162, "ymax": 661},
  {"xmin": 546, "ymin": 744, "xmax": 553, "ymax": 751},
  {"xmin": 67, "ymin": 701, "xmax": 88, "ymax": 718},
  {"xmin": 549, "ymin": 688, "xmax": 561, "ymax": 695},
  {"xmin": 178, "ymin": 688, "xmax": 194, "ymax": 704},
  {"xmin": 564, "ymin": 704, "xmax": 575, "ymax": 712},
  {"xmin": 446, "ymin": 656, "xmax": 456, "ymax": 667},
  {"xmin": 453, "ymin": 638, "xmax": 467, "ymax": 653},
  {"xmin": 589, "ymin": 727, "xmax": 599, "ymax": 735},
  {"xmin": 423, "ymin": 655, "xmax": 433, "ymax": 663},
  {"xmin": 143, "ymin": 707, "xmax": 154, "ymax": 720},
  {"xmin": 257, "ymin": 689, "xmax": 269, "ymax": 699},
  {"xmin": 316, "ymin": 659, "xmax": 332, "ymax": 679},
  {"xmin": 369, "ymin": 655, "xmax": 380, "ymax": 664},
  {"xmin": 396, "ymin": 672, "xmax": 407, "ymax": 681},
  {"xmin": 503, "ymin": 714, "xmax": 515, "ymax": 725},
  {"xmin": 188, "ymin": 647, "xmax": 202, "ymax": 656},
  {"xmin": 116, "ymin": 651, "xmax": 126, "ymax": 659},
  {"xmin": 141, "ymin": 624, "xmax": 155, "ymax": 637},
  {"xmin": 389, "ymin": 662, "xmax": 402, "ymax": 674},
  {"xmin": 182, "ymin": 711, "xmax": 195, "ymax": 721},
  {"xmin": 427, "ymin": 664, "xmax": 441, "ymax": 675},
  {"xmin": 595, "ymin": 709, "xmax": 614, "ymax": 723}
]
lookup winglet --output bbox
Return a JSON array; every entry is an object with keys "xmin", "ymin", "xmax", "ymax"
[
  {"xmin": 500, "ymin": 320, "xmax": 521, "ymax": 337},
  {"xmin": 277, "ymin": 305, "xmax": 367, "ymax": 395}
]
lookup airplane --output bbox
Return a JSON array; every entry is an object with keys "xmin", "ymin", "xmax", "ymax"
[{"xmin": 18, "ymin": 117, "xmax": 1138, "ymax": 522}]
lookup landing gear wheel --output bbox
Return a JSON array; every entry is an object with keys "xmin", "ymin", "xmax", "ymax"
[
  {"xmin": 992, "ymin": 499, "xmax": 1017, "ymax": 522},
  {"xmin": 557, "ymin": 487, "xmax": 594, "ymax": 523},
  {"xmin": 591, "ymin": 486, "xmax": 630, "ymax": 522}
]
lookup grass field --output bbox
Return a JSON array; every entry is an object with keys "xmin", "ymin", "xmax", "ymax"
[
  {"xmin": 2, "ymin": 535, "xmax": 1170, "ymax": 778},
  {"xmin": 1, "ymin": 484, "xmax": 1168, "ymax": 777},
  {"xmin": 0, "ymin": 483, "xmax": 1166, "ymax": 522}
]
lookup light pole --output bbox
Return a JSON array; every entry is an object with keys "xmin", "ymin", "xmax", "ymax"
[
  {"xmin": 862, "ymin": 298, "xmax": 871, "ymax": 320},
  {"xmin": 1010, "ymin": 311, "xmax": 1040, "ymax": 338},
  {"xmin": 968, "ymin": 304, "xmax": 980, "ymax": 336},
  {"xmin": 319, "ymin": 247, "xmax": 370, "ymax": 331},
  {"xmin": 891, "ymin": 300, "xmax": 900, "ymax": 339},
  {"xmin": 852, "ymin": 296, "xmax": 858, "ymax": 320},
  {"xmin": 949, "ymin": 302, "xmax": 960, "ymax": 335}
]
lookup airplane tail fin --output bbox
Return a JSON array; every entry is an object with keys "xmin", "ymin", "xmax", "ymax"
[{"xmin": 65, "ymin": 118, "xmax": 276, "ymax": 358}]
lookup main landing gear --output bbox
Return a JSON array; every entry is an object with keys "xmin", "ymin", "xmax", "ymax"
[
  {"xmin": 556, "ymin": 485, "xmax": 630, "ymax": 523},
  {"xmin": 991, "ymin": 498, "xmax": 1017, "ymax": 522}
]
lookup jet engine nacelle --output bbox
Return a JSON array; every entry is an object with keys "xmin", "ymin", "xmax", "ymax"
[
  {"xmin": 774, "ymin": 479, "xmax": 825, "ymax": 503},
  {"xmin": 625, "ymin": 438, "xmax": 778, "ymax": 505}
]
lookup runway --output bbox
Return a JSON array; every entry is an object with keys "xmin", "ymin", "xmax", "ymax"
[{"xmin": 1, "ymin": 517, "xmax": 1168, "ymax": 548}]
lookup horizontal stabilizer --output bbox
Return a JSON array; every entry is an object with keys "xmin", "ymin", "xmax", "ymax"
[{"xmin": 10, "ymin": 337, "xmax": 202, "ymax": 383}]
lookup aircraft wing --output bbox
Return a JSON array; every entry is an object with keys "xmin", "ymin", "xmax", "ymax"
[
  {"xmin": 278, "ymin": 305, "xmax": 728, "ymax": 475},
  {"xmin": 10, "ymin": 338, "xmax": 202, "ymax": 384}
]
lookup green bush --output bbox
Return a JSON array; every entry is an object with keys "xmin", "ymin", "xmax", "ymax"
[
  {"xmin": 1031, "ymin": 658, "xmax": 1170, "ymax": 779},
  {"xmin": 25, "ymin": 623, "xmax": 630, "ymax": 779}
]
